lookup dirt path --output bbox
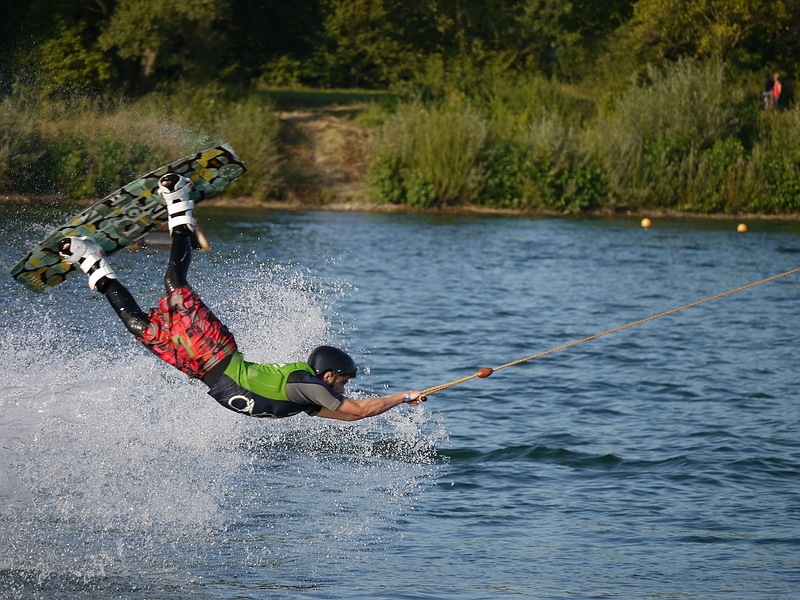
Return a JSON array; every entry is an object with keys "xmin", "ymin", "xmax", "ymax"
[{"xmin": 277, "ymin": 105, "xmax": 372, "ymax": 204}]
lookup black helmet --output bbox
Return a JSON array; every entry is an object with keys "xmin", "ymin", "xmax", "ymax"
[{"xmin": 307, "ymin": 345, "xmax": 358, "ymax": 378}]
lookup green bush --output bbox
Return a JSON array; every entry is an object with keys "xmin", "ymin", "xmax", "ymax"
[
  {"xmin": 478, "ymin": 130, "xmax": 606, "ymax": 211},
  {"xmin": 368, "ymin": 101, "xmax": 488, "ymax": 206},
  {"xmin": 135, "ymin": 85, "xmax": 283, "ymax": 199},
  {"xmin": 745, "ymin": 111, "xmax": 800, "ymax": 213},
  {"xmin": 0, "ymin": 86, "xmax": 281, "ymax": 199},
  {"xmin": 367, "ymin": 153, "xmax": 405, "ymax": 204},
  {"xmin": 751, "ymin": 155, "xmax": 800, "ymax": 213},
  {"xmin": 479, "ymin": 113, "xmax": 605, "ymax": 211},
  {"xmin": 368, "ymin": 151, "xmax": 437, "ymax": 207},
  {"xmin": 208, "ymin": 96, "xmax": 282, "ymax": 199},
  {"xmin": 589, "ymin": 59, "xmax": 736, "ymax": 208},
  {"xmin": 670, "ymin": 137, "xmax": 747, "ymax": 212},
  {"xmin": 479, "ymin": 142, "xmax": 531, "ymax": 208}
]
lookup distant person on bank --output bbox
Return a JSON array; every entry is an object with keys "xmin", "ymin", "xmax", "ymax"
[{"xmin": 772, "ymin": 73, "xmax": 782, "ymax": 109}]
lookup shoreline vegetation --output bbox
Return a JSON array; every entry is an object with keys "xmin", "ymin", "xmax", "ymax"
[
  {"xmin": 2, "ymin": 74, "xmax": 800, "ymax": 222},
  {"xmin": 3, "ymin": 1, "xmax": 800, "ymax": 218},
  {"xmin": 1, "ymin": 63, "xmax": 799, "ymax": 219}
]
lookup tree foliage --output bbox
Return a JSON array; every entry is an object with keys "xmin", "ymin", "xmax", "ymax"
[
  {"xmin": 37, "ymin": 20, "xmax": 115, "ymax": 98},
  {"xmin": 0, "ymin": 0, "xmax": 796, "ymax": 98},
  {"xmin": 624, "ymin": 0, "xmax": 800, "ymax": 73},
  {"xmin": 98, "ymin": 0, "xmax": 231, "ymax": 80}
]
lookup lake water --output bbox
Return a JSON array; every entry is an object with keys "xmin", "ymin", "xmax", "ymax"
[{"xmin": 1, "ymin": 205, "xmax": 799, "ymax": 599}]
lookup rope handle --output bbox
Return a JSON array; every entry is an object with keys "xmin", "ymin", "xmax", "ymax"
[{"xmin": 419, "ymin": 267, "xmax": 800, "ymax": 400}]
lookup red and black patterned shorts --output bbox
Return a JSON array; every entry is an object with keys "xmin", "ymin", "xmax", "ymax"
[{"xmin": 136, "ymin": 287, "xmax": 237, "ymax": 379}]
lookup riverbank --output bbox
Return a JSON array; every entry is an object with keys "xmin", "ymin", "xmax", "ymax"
[
  {"xmin": 4, "ymin": 97, "xmax": 800, "ymax": 222},
  {"xmin": 5, "ymin": 190, "xmax": 800, "ymax": 222},
  {"xmin": 199, "ymin": 197, "xmax": 800, "ymax": 222}
]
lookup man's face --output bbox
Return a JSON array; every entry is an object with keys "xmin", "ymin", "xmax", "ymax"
[{"xmin": 323, "ymin": 371, "xmax": 352, "ymax": 394}]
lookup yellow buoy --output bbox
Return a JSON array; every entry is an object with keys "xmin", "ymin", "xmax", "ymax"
[
  {"xmin": 641, "ymin": 218, "xmax": 652, "ymax": 229},
  {"xmin": 737, "ymin": 223, "xmax": 748, "ymax": 232}
]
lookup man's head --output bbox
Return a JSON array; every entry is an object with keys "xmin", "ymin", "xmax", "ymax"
[{"xmin": 307, "ymin": 346, "xmax": 358, "ymax": 393}]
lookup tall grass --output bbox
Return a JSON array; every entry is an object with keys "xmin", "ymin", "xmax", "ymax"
[
  {"xmin": 368, "ymin": 101, "xmax": 488, "ymax": 206},
  {"xmin": 483, "ymin": 75, "xmax": 596, "ymax": 133},
  {"xmin": 0, "ymin": 87, "xmax": 199, "ymax": 196},
  {"xmin": 135, "ymin": 85, "xmax": 283, "ymax": 199},
  {"xmin": 0, "ymin": 100, "xmax": 45, "ymax": 193},
  {"xmin": 367, "ymin": 58, "xmax": 800, "ymax": 214},
  {"xmin": 587, "ymin": 59, "xmax": 737, "ymax": 209},
  {"xmin": 206, "ymin": 97, "xmax": 282, "ymax": 199},
  {"xmin": 4, "ymin": 63, "xmax": 800, "ymax": 214},
  {"xmin": 583, "ymin": 59, "xmax": 800, "ymax": 213},
  {"xmin": 479, "ymin": 114, "xmax": 606, "ymax": 211},
  {"xmin": 368, "ymin": 76, "xmax": 605, "ymax": 211},
  {"xmin": 0, "ymin": 85, "xmax": 282, "ymax": 199}
]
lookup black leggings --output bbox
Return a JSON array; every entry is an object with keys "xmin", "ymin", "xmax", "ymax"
[{"xmin": 98, "ymin": 234, "xmax": 192, "ymax": 337}]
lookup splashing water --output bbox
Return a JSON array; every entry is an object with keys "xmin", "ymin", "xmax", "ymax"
[{"xmin": 0, "ymin": 230, "xmax": 448, "ymax": 598}]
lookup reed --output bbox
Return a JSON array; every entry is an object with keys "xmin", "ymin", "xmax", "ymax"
[
  {"xmin": 213, "ymin": 98, "xmax": 282, "ymax": 199},
  {"xmin": 0, "ymin": 100, "xmax": 43, "ymax": 192},
  {"xmin": 367, "ymin": 72, "xmax": 605, "ymax": 211},
  {"xmin": 120, "ymin": 86, "xmax": 283, "ymax": 199},
  {"xmin": 745, "ymin": 110, "xmax": 800, "ymax": 213},
  {"xmin": 368, "ymin": 101, "xmax": 488, "ymax": 206},
  {"xmin": 587, "ymin": 58, "xmax": 737, "ymax": 209},
  {"xmin": 0, "ymin": 86, "xmax": 282, "ymax": 199},
  {"xmin": 479, "ymin": 113, "xmax": 606, "ymax": 211}
]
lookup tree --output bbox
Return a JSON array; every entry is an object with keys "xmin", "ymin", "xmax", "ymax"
[
  {"xmin": 0, "ymin": 0, "xmax": 115, "ymax": 97},
  {"xmin": 624, "ymin": 0, "xmax": 800, "ymax": 76},
  {"xmin": 516, "ymin": 0, "xmax": 635, "ymax": 79},
  {"xmin": 99, "ymin": 0, "xmax": 231, "ymax": 83},
  {"xmin": 226, "ymin": 0, "xmax": 325, "ymax": 89},
  {"xmin": 307, "ymin": 0, "xmax": 448, "ymax": 88},
  {"xmin": 36, "ymin": 19, "xmax": 115, "ymax": 99}
]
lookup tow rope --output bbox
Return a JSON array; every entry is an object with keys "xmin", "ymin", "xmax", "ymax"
[{"xmin": 419, "ymin": 267, "xmax": 800, "ymax": 400}]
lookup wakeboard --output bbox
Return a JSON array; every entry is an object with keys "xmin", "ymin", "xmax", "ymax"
[{"xmin": 10, "ymin": 146, "xmax": 246, "ymax": 293}]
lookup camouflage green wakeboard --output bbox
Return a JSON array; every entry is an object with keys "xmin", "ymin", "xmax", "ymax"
[{"xmin": 10, "ymin": 146, "xmax": 246, "ymax": 293}]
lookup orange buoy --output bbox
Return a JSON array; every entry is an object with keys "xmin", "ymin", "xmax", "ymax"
[
  {"xmin": 641, "ymin": 218, "xmax": 652, "ymax": 229},
  {"xmin": 477, "ymin": 368, "xmax": 493, "ymax": 378},
  {"xmin": 737, "ymin": 223, "xmax": 748, "ymax": 232}
]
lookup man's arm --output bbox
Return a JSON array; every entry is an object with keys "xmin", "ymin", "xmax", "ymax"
[{"xmin": 315, "ymin": 390, "xmax": 422, "ymax": 421}]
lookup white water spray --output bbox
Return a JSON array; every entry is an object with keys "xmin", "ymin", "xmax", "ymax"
[{"xmin": 0, "ymin": 246, "xmax": 447, "ymax": 596}]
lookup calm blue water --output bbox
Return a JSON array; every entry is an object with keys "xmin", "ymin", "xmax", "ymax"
[{"xmin": 1, "ymin": 205, "xmax": 799, "ymax": 599}]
